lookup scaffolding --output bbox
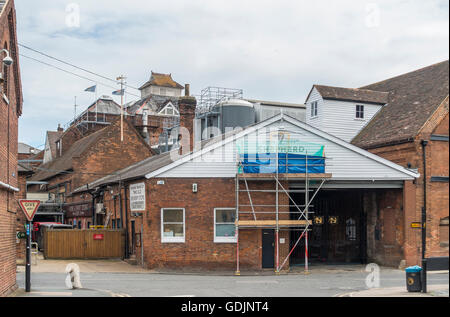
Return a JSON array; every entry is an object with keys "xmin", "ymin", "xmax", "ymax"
[
  {"xmin": 234, "ymin": 129, "xmax": 331, "ymax": 275},
  {"xmin": 196, "ymin": 86, "xmax": 243, "ymax": 115}
]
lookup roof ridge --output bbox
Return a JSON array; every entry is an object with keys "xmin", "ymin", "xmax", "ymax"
[{"xmin": 360, "ymin": 60, "xmax": 449, "ymax": 89}]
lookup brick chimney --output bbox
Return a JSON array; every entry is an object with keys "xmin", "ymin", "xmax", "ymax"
[
  {"xmin": 57, "ymin": 124, "xmax": 63, "ymax": 132},
  {"xmin": 178, "ymin": 93, "xmax": 196, "ymax": 154}
]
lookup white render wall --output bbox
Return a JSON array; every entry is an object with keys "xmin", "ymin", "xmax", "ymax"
[
  {"xmin": 141, "ymin": 85, "xmax": 183, "ymax": 99},
  {"xmin": 157, "ymin": 118, "xmax": 415, "ymax": 181},
  {"xmin": 305, "ymin": 87, "xmax": 383, "ymax": 142}
]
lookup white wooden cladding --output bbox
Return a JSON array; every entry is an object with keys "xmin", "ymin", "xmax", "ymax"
[{"xmin": 157, "ymin": 118, "xmax": 416, "ymax": 181}]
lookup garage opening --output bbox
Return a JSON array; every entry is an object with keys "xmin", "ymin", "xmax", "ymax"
[{"xmin": 289, "ymin": 188, "xmax": 367, "ymax": 265}]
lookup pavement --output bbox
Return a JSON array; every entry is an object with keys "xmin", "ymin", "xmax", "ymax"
[
  {"xmin": 338, "ymin": 284, "xmax": 449, "ymax": 297},
  {"xmin": 11, "ymin": 255, "xmax": 449, "ymax": 297}
]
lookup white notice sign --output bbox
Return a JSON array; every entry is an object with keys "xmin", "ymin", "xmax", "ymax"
[{"xmin": 130, "ymin": 183, "xmax": 146, "ymax": 211}]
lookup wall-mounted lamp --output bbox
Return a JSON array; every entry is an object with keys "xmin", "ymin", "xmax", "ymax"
[{"xmin": 1, "ymin": 49, "xmax": 13, "ymax": 67}]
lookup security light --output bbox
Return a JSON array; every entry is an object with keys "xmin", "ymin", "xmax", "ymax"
[{"xmin": 1, "ymin": 49, "xmax": 13, "ymax": 66}]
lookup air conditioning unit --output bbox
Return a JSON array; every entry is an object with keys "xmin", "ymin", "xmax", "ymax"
[{"xmin": 95, "ymin": 203, "xmax": 105, "ymax": 214}]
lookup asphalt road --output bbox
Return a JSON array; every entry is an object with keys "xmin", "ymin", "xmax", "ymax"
[{"xmin": 14, "ymin": 267, "xmax": 449, "ymax": 297}]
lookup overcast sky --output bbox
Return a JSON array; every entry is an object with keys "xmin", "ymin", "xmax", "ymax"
[{"xmin": 15, "ymin": 0, "xmax": 449, "ymax": 149}]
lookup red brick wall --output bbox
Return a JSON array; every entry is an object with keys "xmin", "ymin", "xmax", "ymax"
[
  {"xmin": 72, "ymin": 118, "xmax": 153, "ymax": 189},
  {"xmin": 365, "ymin": 189, "xmax": 405, "ymax": 267},
  {"xmin": 0, "ymin": 0, "xmax": 21, "ymax": 296},
  {"xmin": 367, "ymin": 100, "xmax": 449, "ymax": 265}
]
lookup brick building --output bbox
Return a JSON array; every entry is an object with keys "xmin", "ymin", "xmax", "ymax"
[
  {"xmin": 352, "ymin": 61, "xmax": 449, "ymax": 266},
  {"xmin": 303, "ymin": 61, "xmax": 449, "ymax": 267},
  {"xmin": 0, "ymin": 0, "xmax": 22, "ymax": 297},
  {"xmin": 26, "ymin": 117, "xmax": 154, "ymax": 229},
  {"xmin": 75, "ymin": 111, "xmax": 419, "ymax": 271}
]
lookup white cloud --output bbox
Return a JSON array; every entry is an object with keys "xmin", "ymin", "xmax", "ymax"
[{"xmin": 15, "ymin": 0, "xmax": 449, "ymax": 147}]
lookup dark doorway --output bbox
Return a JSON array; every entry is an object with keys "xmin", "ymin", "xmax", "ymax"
[
  {"xmin": 262, "ymin": 229, "xmax": 275, "ymax": 268},
  {"xmin": 290, "ymin": 189, "xmax": 366, "ymax": 265}
]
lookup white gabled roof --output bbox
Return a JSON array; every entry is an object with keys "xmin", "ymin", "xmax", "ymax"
[{"xmin": 145, "ymin": 113, "xmax": 420, "ymax": 180}]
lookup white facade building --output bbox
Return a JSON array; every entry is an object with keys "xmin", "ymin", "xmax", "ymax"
[{"xmin": 305, "ymin": 85, "xmax": 388, "ymax": 142}]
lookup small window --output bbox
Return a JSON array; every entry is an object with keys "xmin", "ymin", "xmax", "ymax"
[
  {"xmin": 214, "ymin": 208, "xmax": 236, "ymax": 243},
  {"xmin": 356, "ymin": 105, "xmax": 364, "ymax": 119},
  {"xmin": 159, "ymin": 103, "xmax": 180, "ymax": 116},
  {"xmin": 310, "ymin": 101, "xmax": 318, "ymax": 118},
  {"xmin": 161, "ymin": 208, "xmax": 185, "ymax": 243}
]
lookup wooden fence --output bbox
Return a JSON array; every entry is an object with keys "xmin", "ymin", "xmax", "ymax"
[{"xmin": 43, "ymin": 229, "xmax": 125, "ymax": 259}]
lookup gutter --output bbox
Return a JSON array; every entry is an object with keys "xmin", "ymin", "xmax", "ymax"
[{"xmin": 0, "ymin": 180, "xmax": 19, "ymax": 192}]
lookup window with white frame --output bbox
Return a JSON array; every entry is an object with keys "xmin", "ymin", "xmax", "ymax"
[
  {"xmin": 310, "ymin": 101, "xmax": 318, "ymax": 118},
  {"xmin": 356, "ymin": 104, "xmax": 364, "ymax": 119},
  {"xmin": 214, "ymin": 208, "xmax": 236, "ymax": 243},
  {"xmin": 161, "ymin": 208, "xmax": 185, "ymax": 243}
]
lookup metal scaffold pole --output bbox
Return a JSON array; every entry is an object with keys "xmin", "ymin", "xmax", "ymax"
[
  {"xmin": 305, "ymin": 151, "xmax": 309, "ymax": 274},
  {"xmin": 235, "ymin": 128, "xmax": 328, "ymax": 275},
  {"xmin": 235, "ymin": 171, "xmax": 240, "ymax": 276},
  {"xmin": 275, "ymin": 130, "xmax": 280, "ymax": 274}
]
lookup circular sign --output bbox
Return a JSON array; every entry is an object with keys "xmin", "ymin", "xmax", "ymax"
[{"xmin": 407, "ymin": 277, "xmax": 415, "ymax": 285}]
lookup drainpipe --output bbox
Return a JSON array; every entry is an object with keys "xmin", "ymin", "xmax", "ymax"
[
  {"xmin": 124, "ymin": 184, "xmax": 130, "ymax": 258},
  {"xmin": 420, "ymin": 139, "xmax": 428, "ymax": 293},
  {"xmin": 118, "ymin": 183, "xmax": 128, "ymax": 258}
]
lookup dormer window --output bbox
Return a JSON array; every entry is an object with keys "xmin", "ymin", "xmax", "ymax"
[
  {"xmin": 310, "ymin": 101, "xmax": 318, "ymax": 118},
  {"xmin": 356, "ymin": 105, "xmax": 364, "ymax": 119},
  {"xmin": 159, "ymin": 103, "xmax": 179, "ymax": 116}
]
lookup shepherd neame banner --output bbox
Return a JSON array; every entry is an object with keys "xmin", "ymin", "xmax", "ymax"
[{"xmin": 130, "ymin": 182, "xmax": 146, "ymax": 211}]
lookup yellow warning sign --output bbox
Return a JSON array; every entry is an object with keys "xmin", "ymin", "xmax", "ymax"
[{"xmin": 18, "ymin": 200, "xmax": 41, "ymax": 221}]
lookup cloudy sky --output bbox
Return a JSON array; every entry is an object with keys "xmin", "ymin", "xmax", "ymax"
[{"xmin": 14, "ymin": 0, "xmax": 449, "ymax": 148}]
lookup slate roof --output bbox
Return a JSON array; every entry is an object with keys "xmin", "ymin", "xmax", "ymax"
[
  {"xmin": 352, "ymin": 60, "xmax": 449, "ymax": 149},
  {"xmin": 72, "ymin": 121, "xmax": 261, "ymax": 192},
  {"xmin": 126, "ymin": 94, "xmax": 179, "ymax": 115},
  {"xmin": 139, "ymin": 72, "xmax": 184, "ymax": 90},
  {"xmin": 30, "ymin": 126, "xmax": 109, "ymax": 182},
  {"xmin": 18, "ymin": 142, "xmax": 38, "ymax": 154},
  {"xmin": 311, "ymin": 85, "xmax": 389, "ymax": 105}
]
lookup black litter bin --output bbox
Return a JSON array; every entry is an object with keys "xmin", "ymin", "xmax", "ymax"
[{"xmin": 405, "ymin": 265, "xmax": 422, "ymax": 292}]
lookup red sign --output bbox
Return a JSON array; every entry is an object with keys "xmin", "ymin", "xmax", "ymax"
[
  {"xmin": 18, "ymin": 200, "xmax": 41, "ymax": 222},
  {"xmin": 93, "ymin": 234, "xmax": 104, "ymax": 240}
]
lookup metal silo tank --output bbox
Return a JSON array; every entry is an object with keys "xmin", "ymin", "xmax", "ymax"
[{"xmin": 212, "ymin": 98, "xmax": 256, "ymax": 134}]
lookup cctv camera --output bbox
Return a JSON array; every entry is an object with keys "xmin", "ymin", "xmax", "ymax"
[{"xmin": 2, "ymin": 56, "xmax": 13, "ymax": 66}]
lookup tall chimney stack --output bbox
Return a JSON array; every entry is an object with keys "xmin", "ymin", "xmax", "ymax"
[
  {"xmin": 185, "ymin": 84, "xmax": 190, "ymax": 97},
  {"xmin": 178, "ymin": 95, "xmax": 196, "ymax": 153}
]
